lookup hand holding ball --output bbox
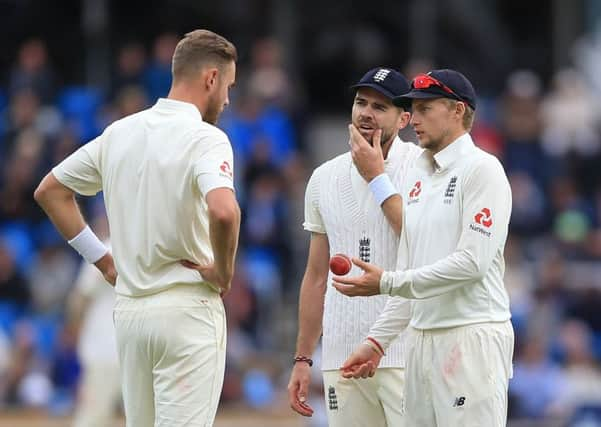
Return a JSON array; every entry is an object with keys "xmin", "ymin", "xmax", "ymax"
[{"xmin": 329, "ymin": 254, "xmax": 352, "ymax": 275}]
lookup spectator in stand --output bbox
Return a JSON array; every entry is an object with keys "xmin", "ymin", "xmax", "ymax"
[
  {"xmin": 111, "ymin": 42, "xmax": 147, "ymax": 99},
  {"xmin": 143, "ymin": 33, "xmax": 178, "ymax": 101},
  {"xmin": 550, "ymin": 320, "xmax": 601, "ymax": 419},
  {"xmin": 510, "ymin": 336, "xmax": 566, "ymax": 418},
  {"xmin": 8, "ymin": 39, "xmax": 56, "ymax": 104}
]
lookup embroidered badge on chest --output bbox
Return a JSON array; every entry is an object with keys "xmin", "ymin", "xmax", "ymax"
[
  {"xmin": 443, "ymin": 176, "xmax": 457, "ymax": 205},
  {"xmin": 328, "ymin": 386, "xmax": 338, "ymax": 410},
  {"xmin": 359, "ymin": 235, "xmax": 371, "ymax": 263}
]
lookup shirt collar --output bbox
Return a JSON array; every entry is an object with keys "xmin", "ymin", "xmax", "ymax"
[
  {"xmin": 433, "ymin": 133, "xmax": 474, "ymax": 171},
  {"xmin": 153, "ymin": 98, "xmax": 203, "ymax": 121},
  {"xmin": 415, "ymin": 133, "xmax": 475, "ymax": 172}
]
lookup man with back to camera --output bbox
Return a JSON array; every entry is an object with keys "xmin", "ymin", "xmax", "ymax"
[
  {"xmin": 34, "ymin": 29, "xmax": 241, "ymax": 426},
  {"xmin": 334, "ymin": 69, "xmax": 514, "ymax": 427},
  {"xmin": 287, "ymin": 67, "xmax": 422, "ymax": 426}
]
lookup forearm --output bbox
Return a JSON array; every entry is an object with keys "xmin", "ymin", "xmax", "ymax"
[
  {"xmin": 34, "ymin": 173, "xmax": 87, "ymax": 239},
  {"xmin": 209, "ymin": 205, "xmax": 241, "ymax": 285},
  {"xmin": 368, "ymin": 296, "xmax": 411, "ymax": 351},
  {"xmin": 296, "ymin": 275, "xmax": 326, "ymax": 357},
  {"xmin": 380, "ymin": 194, "xmax": 402, "ymax": 236},
  {"xmin": 380, "ymin": 248, "xmax": 484, "ymax": 299}
]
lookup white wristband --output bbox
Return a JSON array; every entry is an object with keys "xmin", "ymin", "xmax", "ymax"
[
  {"xmin": 368, "ymin": 173, "xmax": 398, "ymax": 206},
  {"xmin": 68, "ymin": 226, "xmax": 108, "ymax": 264}
]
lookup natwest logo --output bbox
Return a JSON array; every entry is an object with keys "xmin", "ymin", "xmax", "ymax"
[
  {"xmin": 474, "ymin": 208, "xmax": 493, "ymax": 228},
  {"xmin": 409, "ymin": 181, "xmax": 422, "ymax": 198},
  {"xmin": 219, "ymin": 160, "xmax": 233, "ymax": 178}
]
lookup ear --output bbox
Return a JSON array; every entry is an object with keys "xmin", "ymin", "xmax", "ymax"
[
  {"xmin": 454, "ymin": 101, "xmax": 466, "ymax": 120},
  {"xmin": 203, "ymin": 68, "xmax": 219, "ymax": 90},
  {"xmin": 398, "ymin": 110, "xmax": 411, "ymax": 130}
]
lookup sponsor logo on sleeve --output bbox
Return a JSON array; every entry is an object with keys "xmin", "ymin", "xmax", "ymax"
[
  {"xmin": 219, "ymin": 160, "xmax": 233, "ymax": 179},
  {"xmin": 470, "ymin": 208, "xmax": 493, "ymax": 236}
]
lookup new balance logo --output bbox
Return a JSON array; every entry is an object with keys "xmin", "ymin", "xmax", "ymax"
[
  {"xmin": 453, "ymin": 396, "xmax": 466, "ymax": 407},
  {"xmin": 373, "ymin": 69, "xmax": 391, "ymax": 82},
  {"xmin": 328, "ymin": 386, "xmax": 338, "ymax": 410},
  {"xmin": 359, "ymin": 235, "xmax": 371, "ymax": 263}
]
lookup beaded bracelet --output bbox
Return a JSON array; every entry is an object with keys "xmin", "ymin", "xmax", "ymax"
[{"xmin": 293, "ymin": 355, "xmax": 313, "ymax": 367}]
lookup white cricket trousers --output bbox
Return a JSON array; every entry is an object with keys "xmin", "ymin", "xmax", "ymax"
[
  {"xmin": 114, "ymin": 284, "xmax": 226, "ymax": 427},
  {"xmin": 404, "ymin": 321, "xmax": 514, "ymax": 427},
  {"xmin": 322, "ymin": 368, "xmax": 406, "ymax": 427}
]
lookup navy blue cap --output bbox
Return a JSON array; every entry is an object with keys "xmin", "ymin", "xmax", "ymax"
[
  {"xmin": 394, "ymin": 69, "xmax": 477, "ymax": 110},
  {"xmin": 350, "ymin": 68, "xmax": 411, "ymax": 109}
]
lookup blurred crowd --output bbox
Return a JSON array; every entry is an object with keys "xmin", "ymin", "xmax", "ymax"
[{"xmin": 0, "ymin": 29, "xmax": 600, "ymax": 426}]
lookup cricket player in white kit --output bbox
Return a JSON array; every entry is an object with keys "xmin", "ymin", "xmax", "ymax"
[
  {"xmin": 287, "ymin": 68, "xmax": 422, "ymax": 427},
  {"xmin": 34, "ymin": 30, "xmax": 241, "ymax": 427},
  {"xmin": 335, "ymin": 69, "xmax": 514, "ymax": 427}
]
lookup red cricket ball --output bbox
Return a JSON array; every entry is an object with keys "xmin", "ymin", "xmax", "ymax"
[{"xmin": 329, "ymin": 253, "xmax": 352, "ymax": 275}]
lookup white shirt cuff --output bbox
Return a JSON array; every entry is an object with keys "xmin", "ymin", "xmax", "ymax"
[
  {"xmin": 380, "ymin": 270, "xmax": 413, "ymax": 297},
  {"xmin": 380, "ymin": 271, "xmax": 394, "ymax": 295}
]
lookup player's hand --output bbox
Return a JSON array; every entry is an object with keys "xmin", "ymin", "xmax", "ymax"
[
  {"xmin": 341, "ymin": 343, "xmax": 382, "ymax": 379},
  {"xmin": 287, "ymin": 362, "xmax": 314, "ymax": 417},
  {"xmin": 180, "ymin": 260, "xmax": 231, "ymax": 296},
  {"xmin": 332, "ymin": 257, "xmax": 382, "ymax": 297},
  {"xmin": 349, "ymin": 125, "xmax": 385, "ymax": 182},
  {"xmin": 94, "ymin": 252, "xmax": 117, "ymax": 286}
]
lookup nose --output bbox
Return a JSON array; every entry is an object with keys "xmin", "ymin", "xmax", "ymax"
[{"xmin": 358, "ymin": 107, "xmax": 375, "ymax": 122}]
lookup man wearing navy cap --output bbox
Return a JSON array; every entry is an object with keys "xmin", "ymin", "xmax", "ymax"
[
  {"xmin": 334, "ymin": 69, "xmax": 514, "ymax": 427},
  {"xmin": 287, "ymin": 67, "xmax": 421, "ymax": 426}
]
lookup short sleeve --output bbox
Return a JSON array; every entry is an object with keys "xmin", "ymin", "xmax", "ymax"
[
  {"xmin": 302, "ymin": 169, "xmax": 326, "ymax": 233},
  {"xmin": 193, "ymin": 135, "xmax": 235, "ymax": 196},
  {"xmin": 52, "ymin": 136, "xmax": 103, "ymax": 196}
]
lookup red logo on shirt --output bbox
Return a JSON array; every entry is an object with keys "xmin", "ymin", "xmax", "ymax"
[
  {"xmin": 219, "ymin": 160, "xmax": 233, "ymax": 178},
  {"xmin": 409, "ymin": 181, "xmax": 422, "ymax": 198},
  {"xmin": 474, "ymin": 208, "xmax": 493, "ymax": 228}
]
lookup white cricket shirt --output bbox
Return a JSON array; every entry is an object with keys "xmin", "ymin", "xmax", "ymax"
[
  {"xmin": 304, "ymin": 138, "xmax": 422, "ymax": 369},
  {"xmin": 380, "ymin": 133, "xmax": 512, "ymax": 329},
  {"xmin": 53, "ymin": 98, "xmax": 235, "ymax": 296}
]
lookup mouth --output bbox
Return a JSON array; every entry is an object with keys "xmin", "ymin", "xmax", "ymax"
[{"xmin": 358, "ymin": 123, "xmax": 375, "ymax": 132}]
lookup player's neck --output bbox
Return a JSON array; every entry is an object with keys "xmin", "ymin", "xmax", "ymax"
[
  {"xmin": 428, "ymin": 128, "xmax": 466, "ymax": 155},
  {"xmin": 381, "ymin": 137, "xmax": 395, "ymax": 159},
  {"xmin": 167, "ymin": 84, "xmax": 209, "ymax": 118}
]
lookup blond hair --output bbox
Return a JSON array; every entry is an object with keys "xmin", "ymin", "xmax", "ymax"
[
  {"xmin": 444, "ymin": 99, "xmax": 475, "ymax": 131},
  {"xmin": 172, "ymin": 30, "xmax": 237, "ymax": 81}
]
